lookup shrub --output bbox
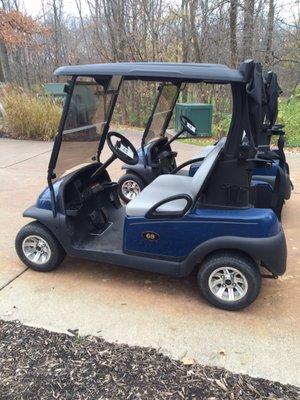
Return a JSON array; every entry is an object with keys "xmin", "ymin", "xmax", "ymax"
[
  {"xmin": 278, "ymin": 89, "xmax": 300, "ymax": 147},
  {"xmin": 213, "ymin": 113, "xmax": 232, "ymax": 138},
  {"xmin": 0, "ymin": 87, "xmax": 61, "ymax": 140}
]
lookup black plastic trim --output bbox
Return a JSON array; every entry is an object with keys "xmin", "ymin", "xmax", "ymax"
[
  {"xmin": 47, "ymin": 76, "xmax": 76, "ymax": 180},
  {"xmin": 145, "ymin": 194, "xmax": 193, "ymax": 219},
  {"xmin": 179, "ymin": 230, "xmax": 287, "ymax": 277}
]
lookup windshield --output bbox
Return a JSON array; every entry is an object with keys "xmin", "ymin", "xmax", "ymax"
[
  {"xmin": 143, "ymin": 83, "xmax": 181, "ymax": 144},
  {"xmin": 54, "ymin": 76, "xmax": 121, "ymax": 178}
]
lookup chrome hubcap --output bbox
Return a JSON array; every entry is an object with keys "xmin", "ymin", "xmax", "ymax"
[
  {"xmin": 208, "ymin": 267, "xmax": 248, "ymax": 302},
  {"xmin": 121, "ymin": 180, "xmax": 140, "ymax": 200},
  {"xmin": 22, "ymin": 235, "xmax": 51, "ymax": 265}
]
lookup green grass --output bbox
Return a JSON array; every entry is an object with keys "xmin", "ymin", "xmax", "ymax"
[
  {"xmin": 180, "ymin": 137, "xmax": 215, "ymax": 146},
  {"xmin": 278, "ymin": 92, "xmax": 300, "ymax": 147}
]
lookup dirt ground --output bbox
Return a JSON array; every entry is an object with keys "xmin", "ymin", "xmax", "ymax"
[{"xmin": 0, "ymin": 135, "xmax": 299, "ymax": 386}]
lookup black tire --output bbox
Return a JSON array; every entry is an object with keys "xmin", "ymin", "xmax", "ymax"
[
  {"xmin": 197, "ymin": 252, "xmax": 261, "ymax": 311},
  {"xmin": 118, "ymin": 173, "xmax": 145, "ymax": 203},
  {"xmin": 15, "ymin": 221, "xmax": 66, "ymax": 272}
]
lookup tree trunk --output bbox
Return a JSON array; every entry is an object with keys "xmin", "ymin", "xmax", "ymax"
[
  {"xmin": 189, "ymin": 0, "xmax": 201, "ymax": 62},
  {"xmin": 0, "ymin": 59, "xmax": 4, "ymax": 82},
  {"xmin": 242, "ymin": 0, "xmax": 255, "ymax": 59},
  {"xmin": 199, "ymin": 0, "xmax": 209, "ymax": 60},
  {"xmin": 229, "ymin": 0, "xmax": 238, "ymax": 67},
  {"xmin": 0, "ymin": 42, "xmax": 12, "ymax": 82},
  {"xmin": 265, "ymin": 0, "xmax": 275, "ymax": 67},
  {"xmin": 181, "ymin": 0, "xmax": 189, "ymax": 63},
  {"xmin": 181, "ymin": 0, "xmax": 189, "ymax": 102}
]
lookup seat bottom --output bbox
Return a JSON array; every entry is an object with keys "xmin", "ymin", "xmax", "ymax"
[
  {"xmin": 252, "ymin": 175, "xmax": 276, "ymax": 189},
  {"xmin": 126, "ymin": 174, "xmax": 193, "ymax": 217}
]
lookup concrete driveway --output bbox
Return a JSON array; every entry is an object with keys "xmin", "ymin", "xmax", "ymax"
[{"xmin": 0, "ymin": 136, "xmax": 299, "ymax": 386}]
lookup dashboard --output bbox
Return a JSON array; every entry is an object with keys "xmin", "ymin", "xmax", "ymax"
[
  {"xmin": 147, "ymin": 137, "xmax": 177, "ymax": 172},
  {"xmin": 61, "ymin": 164, "xmax": 111, "ymax": 214}
]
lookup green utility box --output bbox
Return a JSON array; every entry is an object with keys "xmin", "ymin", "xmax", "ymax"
[
  {"xmin": 175, "ymin": 103, "xmax": 213, "ymax": 137},
  {"xmin": 43, "ymin": 83, "xmax": 67, "ymax": 100}
]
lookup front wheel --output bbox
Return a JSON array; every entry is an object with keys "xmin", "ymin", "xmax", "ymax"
[
  {"xmin": 118, "ymin": 173, "xmax": 145, "ymax": 203},
  {"xmin": 15, "ymin": 221, "xmax": 66, "ymax": 272},
  {"xmin": 197, "ymin": 252, "xmax": 261, "ymax": 311}
]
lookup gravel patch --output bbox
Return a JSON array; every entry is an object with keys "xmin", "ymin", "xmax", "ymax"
[{"xmin": 0, "ymin": 320, "xmax": 299, "ymax": 399}]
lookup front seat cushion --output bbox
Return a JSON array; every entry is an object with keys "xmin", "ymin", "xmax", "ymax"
[{"xmin": 126, "ymin": 175, "xmax": 193, "ymax": 217}]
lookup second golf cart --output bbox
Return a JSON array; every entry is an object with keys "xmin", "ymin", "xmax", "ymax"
[
  {"xmin": 188, "ymin": 66, "xmax": 292, "ymax": 218},
  {"xmin": 117, "ymin": 81, "xmax": 198, "ymax": 203}
]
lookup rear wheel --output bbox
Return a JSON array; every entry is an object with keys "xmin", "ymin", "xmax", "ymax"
[
  {"xmin": 197, "ymin": 252, "xmax": 261, "ymax": 311},
  {"xmin": 15, "ymin": 221, "xmax": 65, "ymax": 272},
  {"xmin": 118, "ymin": 173, "xmax": 145, "ymax": 203}
]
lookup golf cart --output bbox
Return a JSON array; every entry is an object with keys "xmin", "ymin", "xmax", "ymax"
[
  {"xmin": 251, "ymin": 70, "xmax": 292, "ymax": 195},
  {"xmin": 117, "ymin": 81, "xmax": 198, "ymax": 203},
  {"xmin": 15, "ymin": 61, "xmax": 287, "ymax": 311},
  {"xmin": 189, "ymin": 65, "xmax": 292, "ymax": 218}
]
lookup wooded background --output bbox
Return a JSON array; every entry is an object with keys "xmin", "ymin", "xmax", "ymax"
[{"xmin": 0, "ymin": 0, "xmax": 299, "ymax": 129}]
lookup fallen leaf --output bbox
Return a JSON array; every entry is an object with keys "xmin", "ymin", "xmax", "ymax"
[
  {"xmin": 181, "ymin": 357, "xmax": 195, "ymax": 366},
  {"xmin": 67, "ymin": 329, "xmax": 79, "ymax": 337},
  {"xmin": 215, "ymin": 379, "xmax": 228, "ymax": 391},
  {"xmin": 219, "ymin": 348, "xmax": 226, "ymax": 356}
]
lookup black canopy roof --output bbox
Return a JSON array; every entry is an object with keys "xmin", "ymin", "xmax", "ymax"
[{"xmin": 54, "ymin": 62, "xmax": 245, "ymax": 83}]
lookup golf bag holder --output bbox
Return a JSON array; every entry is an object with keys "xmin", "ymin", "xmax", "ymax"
[{"xmin": 198, "ymin": 156, "xmax": 269, "ymax": 209}]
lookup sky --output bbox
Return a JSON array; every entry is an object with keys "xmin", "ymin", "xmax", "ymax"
[
  {"xmin": 21, "ymin": 0, "xmax": 298, "ymax": 22},
  {"xmin": 19, "ymin": 0, "xmax": 88, "ymax": 17}
]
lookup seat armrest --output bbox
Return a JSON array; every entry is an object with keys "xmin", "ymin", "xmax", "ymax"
[{"xmin": 145, "ymin": 194, "xmax": 193, "ymax": 219}]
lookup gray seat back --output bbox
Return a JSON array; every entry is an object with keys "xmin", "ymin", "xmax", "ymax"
[
  {"xmin": 191, "ymin": 139, "xmax": 225, "ymax": 197},
  {"xmin": 194, "ymin": 136, "xmax": 227, "ymax": 160}
]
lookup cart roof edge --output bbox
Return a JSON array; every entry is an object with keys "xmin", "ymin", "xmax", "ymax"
[{"xmin": 54, "ymin": 61, "xmax": 251, "ymax": 83}]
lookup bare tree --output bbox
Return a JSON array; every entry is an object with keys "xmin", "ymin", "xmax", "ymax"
[
  {"xmin": 75, "ymin": 0, "xmax": 93, "ymax": 62},
  {"xmin": 242, "ymin": 0, "xmax": 255, "ymax": 59},
  {"xmin": 0, "ymin": 0, "xmax": 298, "ymax": 123},
  {"xmin": 264, "ymin": 0, "xmax": 275, "ymax": 67},
  {"xmin": 189, "ymin": 0, "xmax": 201, "ymax": 61},
  {"xmin": 229, "ymin": 0, "xmax": 238, "ymax": 67},
  {"xmin": 181, "ymin": 0, "xmax": 189, "ymax": 101}
]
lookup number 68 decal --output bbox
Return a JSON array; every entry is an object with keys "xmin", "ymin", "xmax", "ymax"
[{"xmin": 142, "ymin": 231, "xmax": 160, "ymax": 241}]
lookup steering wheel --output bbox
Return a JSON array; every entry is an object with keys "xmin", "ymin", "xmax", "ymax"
[
  {"xmin": 180, "ymin": 115, "xmax": 198, "ymax": 136},
  {"xmin": 90, "ymin": 131, "xmax": 138, "ymax": 182},
  {"xmin": 107, "ymin": 131, "xmax": 139, "ymax": 165}
]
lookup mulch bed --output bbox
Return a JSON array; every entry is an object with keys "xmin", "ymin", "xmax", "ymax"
[{"xmin": 0, "ymin": 320, "xmax": 299, "ymax": 400}]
